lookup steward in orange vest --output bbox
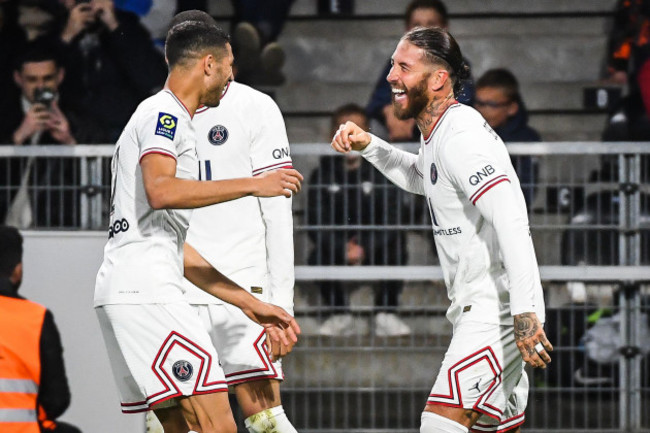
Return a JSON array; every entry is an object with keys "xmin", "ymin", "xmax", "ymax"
[{"xmin": 0, "ymin": 226, "xmax": 79, "ymax": 433}]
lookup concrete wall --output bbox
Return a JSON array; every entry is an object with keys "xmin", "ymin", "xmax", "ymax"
[{"xmin": 20, "ymin": 231, "xmax": 144, "ymax": 433}]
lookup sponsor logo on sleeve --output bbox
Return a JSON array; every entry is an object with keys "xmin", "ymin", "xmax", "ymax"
[
  {"xmin": 155, "ymin": 113, "xmax": 178, "ymax": 140},
  {"xmin": 468, "ymin": 165, "xmax": 496, "ymax": 186},
  {"xmin": 208, "ymin": 125, "xmax": 228, "ymax": 145},
  {"xmin": 272, "ymin": 147, "xmax": 291, "ymax": 159}
]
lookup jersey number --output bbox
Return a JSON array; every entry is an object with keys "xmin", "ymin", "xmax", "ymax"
[
  {"xmin": 109, "ymin": 146, "xmax": 120, "ymax": 216},
  {"xmin": 428, "ymin": 198, "xmax": 439, "ymax": 227},
  {"xmin": 199, "ymin": 160, "xmax": 213, "ymax": 181}
]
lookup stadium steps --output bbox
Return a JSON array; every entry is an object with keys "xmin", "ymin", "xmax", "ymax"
[{"xmin": 270, "ymin": 0, "xmax": 616, "ymax": 142}]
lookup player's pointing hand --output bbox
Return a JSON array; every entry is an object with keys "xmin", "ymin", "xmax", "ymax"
[
  {"xmin": 255, "ymin": 168, "xmax": 303, "ymax": 197},
  {"xmin": 331, "ymin": 121, "xmax": 371, "ymax": 153}
]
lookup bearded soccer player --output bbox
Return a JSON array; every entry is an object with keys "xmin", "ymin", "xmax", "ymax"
[
  {"xmin": 332, "ymin": 27, "xmax": 552, "ymax": 433},
  {"xmin": 94, "ymin": 12, "xmax": 302, "ymax": 433}
]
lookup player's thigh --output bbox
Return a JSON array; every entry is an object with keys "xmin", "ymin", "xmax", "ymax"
[
  {"xmin": 96, "ymin": 303, "xmax": 227, "ymax": 411},
  {"xmin": 196, "ymin": 303, "xmax": 283, "ymax": 384},
  {"xmin": 427, "ymin": 321, "xmax": 527, "ymax": 429},
  {"xmin": 234, "ymin": 379, "xmax": 283, "ymax": 417}
]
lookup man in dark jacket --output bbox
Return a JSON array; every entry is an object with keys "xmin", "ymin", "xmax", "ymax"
[
  {"xmin": 307, "ymin": 104, "xmax": 410, "ymax": 337},
  {"xmin": 58, "ymin": 0, "xmax": 167, "ymax": 142},
  {"xmin": 474, "ymin": 68, "xmax": 541, "ymax": 207},
  {"xmin": 0, "ymin": 226, "xmax": 80, "ymax": 433},
  {"xmin": 0, "ymin": 40, "xmax": 98, "ymax": 227}
]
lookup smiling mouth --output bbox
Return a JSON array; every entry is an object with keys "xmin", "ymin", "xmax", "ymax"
[{"xmin": 392, "ymin": 87, "xmax": 407, "ymax": 103}]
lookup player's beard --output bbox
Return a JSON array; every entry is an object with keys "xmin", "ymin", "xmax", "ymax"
[
  {"xmin": 203, "ymin": 80, "xmax": 228, "ymax": 107},
  {"xmin": 202, "ymin": 87, "xmax": 222, "ymax": 107},
  {"xmin": 392, "ymin": 77, "xmax": 430, "ymax": 121}
]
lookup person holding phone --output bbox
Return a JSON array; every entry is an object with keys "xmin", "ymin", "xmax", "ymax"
[{"xmin": 0, "ymin": 40, "xmax": 90, "ymax": 227}]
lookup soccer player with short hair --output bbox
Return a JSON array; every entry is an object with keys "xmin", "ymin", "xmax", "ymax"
[
  {"xmin": 94, "ymin": 12, "xmax": 302, "ymax": 433},
  {"xmin": 332, "ymin": 27, "xmax": 552, "ymax": 433},
  {"xmin": 181, "ymin": 78, "xmax": 298, "ymax": 433}
]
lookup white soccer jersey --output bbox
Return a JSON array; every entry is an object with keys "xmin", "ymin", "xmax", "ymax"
[
  {"xmin": 94, "ymin": 90, "xmax": 198, "ymax": 306},
  {"xmin": 361, "ymin": 102, "xmax": 545, "ymax": 325},
  {"xmin": 184, "ymin": 82, "xmax": 295, "ymax": 314}
]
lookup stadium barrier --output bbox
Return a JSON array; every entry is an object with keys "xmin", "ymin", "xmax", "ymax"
[{"xmin": 2, "ymin": 143, "xmax": 649, "ymax": 432}]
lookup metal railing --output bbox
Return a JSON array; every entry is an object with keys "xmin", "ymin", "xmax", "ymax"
[{"xmin": 2, "ymin": 143, "xmax": 650, "ymax": 432}]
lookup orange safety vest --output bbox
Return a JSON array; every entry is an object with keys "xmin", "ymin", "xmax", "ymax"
[{"xmin": 0, "ymin": 295, "xmax": 46, "ymax": 433}]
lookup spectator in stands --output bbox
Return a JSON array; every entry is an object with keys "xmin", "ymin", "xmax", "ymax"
[
  {"xmin": 307, "ymin": 104, "xmax": 411, "ymax": 337},
  {"xmin": 58, "ymin": 0, "xmax": 167, "ymax": 142},
  {"xmin": 0, "ymin": 40, "xmax": 96, "ymax": 227},
  {"xmin": 602, "ymin": 0, "xmax": 650, "ymax": 141},
  {"xmin": 474, "ymin": 68, "xmax": 540, "ymax": 207},
  {"xmin": 229, "ymin": 0, "xmax": 295, "ymax": 86},
  {"xmin": 366, "ymin": 0, "xmax": 474, "ymax": 142},
  {"xmin": 0, "ymin": 226, "xmax": 81, "ymax": 433}
]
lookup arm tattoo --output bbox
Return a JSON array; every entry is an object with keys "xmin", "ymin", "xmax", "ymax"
[{"xmin": 514, "ymin": 312, "xmax": 538, "ymax": 341}]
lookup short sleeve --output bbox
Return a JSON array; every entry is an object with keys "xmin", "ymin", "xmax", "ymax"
[
  {"xmin": 441, "ymin": 131, "xmax": 510, "ymax": 205},
  {"xmin": 137, "ymin": 110, "xmax": 183, "ymax": 162},
  {"xmin": 250, "ymin": 97, "xmax": 292, "ymax": 176}
]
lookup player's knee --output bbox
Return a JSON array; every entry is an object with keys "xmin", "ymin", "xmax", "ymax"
[
  {"xmin": 420, "ymin": 411, "xmax": 468, "ymax": 433},
  {"xmin": 244, "ymin": 406, "xmax": 297, "ymax": 433}
]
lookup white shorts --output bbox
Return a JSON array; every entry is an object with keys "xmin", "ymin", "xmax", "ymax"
[
  {"xmin": 194, "ymin": 303, "xmax": 283, "ymax": 385},
  {"xmin": 428, "ymin": 321, "xmax": 528, "ymax": 433},
  {"xmin": 96, "ymin": 303, "xmax": 228, "ymax": 413}
]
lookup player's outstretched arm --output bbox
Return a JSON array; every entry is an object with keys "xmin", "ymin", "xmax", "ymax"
[
  {"xmin": 140, "ymin": 153, "xmax": 303, "ymax": 209},
  {"xmin": 513, "ymin": 312, "xmax": 553, "ymax": 369},
  {"xmin": 183, "ymin": 243, "xmax": 301, "ymax": 346}
]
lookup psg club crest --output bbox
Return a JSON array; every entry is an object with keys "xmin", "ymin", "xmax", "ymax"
[
  {"xmin": 430, "ymin": 163, "xmax": 438, "ymax": 185},
  {"xmin": 208, "ymin": 125, "xmax": 228, "ymax": 145},
  {"xmin": 172, "ymin": 360, "xmax": 194, "ymax": 382}
]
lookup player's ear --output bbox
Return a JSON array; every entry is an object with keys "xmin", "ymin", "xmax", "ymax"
[
  {"xmin": 431, "ymin": 68, "xmax": 450, "ymax": 92},
  {"xmin": 203, "ymin": 54, "xmax": 215, "ymax": 76}
]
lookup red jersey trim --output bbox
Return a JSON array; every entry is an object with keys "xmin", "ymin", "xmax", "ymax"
[
  {"xmin": 221, "ymin": 81, "xmax": 231, "ymax": 100},
  {"xmin": 164, "ymin": 90, "xmax": 193, "ymax": 119},
  {"xmin": 195, "ymin": 105, "xmax": 209, "ymax": 115},
  {"xmin": 414, "ymin": 163, "xmax": 424, "ymax": 178},
  {"xmin": 470, "ymin": 177, "xmax": 510, "ymax": 205},
  {"xmin": 120, "ymin": 331, "xmax": 228, "ymax": 413},
  {"xmin": 139, "ymin": 149, "xmax": 177, "ymax": 164},
  {"xmin": 423, "ymin": 101, "xmax": 460, "ymax": 144},
  {"xmin": 428, "ymin": 346, "xmax": 503, "ymax": 412},
  {"xmin": 223, "ymin": 331, "xmax": 278, "ymax": 383},
  {"xmin": 252, "ymin": 161, "xmax": 293, "ymax": 176},
  {"xmin": 471, "ymin": 412, "xmax": 526, "ymax": 433}
]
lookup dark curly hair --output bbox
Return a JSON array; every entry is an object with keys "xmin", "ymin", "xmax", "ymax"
[{"xmin": 401, "ymin": 26, "xmax": 470, "ymax": 96}]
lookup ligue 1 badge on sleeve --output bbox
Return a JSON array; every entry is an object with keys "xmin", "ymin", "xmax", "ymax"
[
  {"xmin": 208, "ymin": 125, "xmax": 229, "ymax": 145},
  {"xmin": 430, "ymin": 163, "xmax": 438, "ymax": 185},
  {"xmin": 172, "ymin": 360, "xmax": 194, "ymax": 381},
  {"xmin": 156, "ymin": 112, "xmax": 178, "ymax": 140}
]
